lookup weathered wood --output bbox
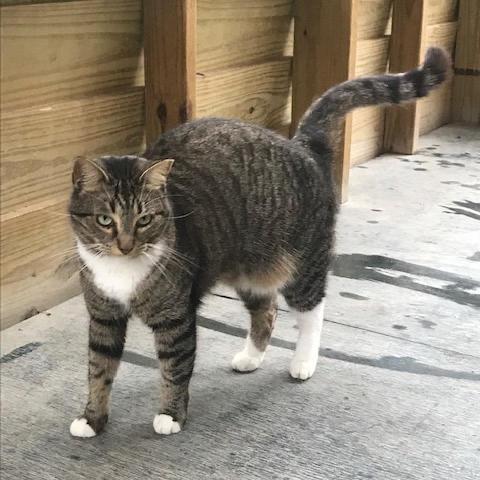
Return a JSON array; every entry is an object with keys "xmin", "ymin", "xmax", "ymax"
[
  {"xmin": 0, "ymin": 0, "xmax": 143, "ymax": 112},
  {"xmin": 143, "ymin": 0, "xmax": 197, "ymax": 144},
  {"xmin": 452, "ymin": 0, "xmax": 480, "ymax": 124},
  {"xmin": 291, "ymin": 0, "xmax": 357, "ymax": 202},
  {"xmin": 384, "ymin": 0, "xmax": 427, "ymax": 154},
  {"xmin": 197, "ymin": 60, "xmax": 291, "ymax": 133}
]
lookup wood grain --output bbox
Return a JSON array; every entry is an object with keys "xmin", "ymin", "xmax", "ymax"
[
  {"xmin": 1, "ymin": 88, "xmax": 145, "ymax": 217},
  {"xmin": 427, "ymin": 0, "xmax": 459, "ymax": 24},
  {"xmin": 357, "ymin": 0, "xmax": 392, "ymax": 40},
  {"xmin": 143, "ymin": 0, "xmax": 196, "ymax": 143},
  {"xmin": 196, "ymin": 59, "xmax": 292, "ymax": 132},
  {"xmin": 0, "ymin": 0, "xmax": 143, "ymax": 112},
  {"xmin": 291, "ymin": 0, "xmax": 357, "ymax": 202},
  {"xmin": 384, "ymin": 0, "xmax": 427, "ymax": 154},
  {"xmin": 197, "ymin": 14, "xmax": 293, "ymax": 71}
]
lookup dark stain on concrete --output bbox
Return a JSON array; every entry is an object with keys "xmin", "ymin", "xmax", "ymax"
[
  {"xmin": 426, "ymin": 147, "xmax": 436, "ymax": 151},
  {"xmin": 414, "ymin": 168, "xmax": 427, "ymax": 171},
  {"xmin": 371, "ymin": 209, "xmax": 383, "ymax": 212},
  {"xmin": 441, "ymin": 181, "xmax": 460, "ymax": 185},
  {"xmin": 468, "ymin": 252, "xmax": 480, "ymax": 262},
  {"xmin": 357, "ymin": 165, "xmax": 368, "ymax": 169},
  {"xmin": 339, "ymin": 292, "xmax": 369, "ymax": 301},
  {"xmin": 461, "ymin": 183, "xmax": 480, "ymax": 191},
  {"xmin": 367, "ymin": 220, "xmax": 379, "ymax": 224},
  {"xmin": 398, "ymin": 157, "xmax": 410, "ymax": 162},
  {"xmin": 331, "ymin": 253, "xmax": 480, "ymax": 308},
  {"xmin": 0, "ymin": 342, "xmax": 42, "ymax": 364},
  {"xmin": 443, "ymin": 200, "xmax": 480, "ymax": 221},
  {"xmin": 123, "ymin": 317, "xmax": 480, "ymax": 381},
  {"xmin": 438, "ymin": 159, "xmax": 466, "ymax": 168},
  {"xmin": 393, "ymin": 325, "xmax": 407, "ymax": 330},
  {"xmin": 418, "ymin": 319, "xmax": 437, "ymax": 329}
]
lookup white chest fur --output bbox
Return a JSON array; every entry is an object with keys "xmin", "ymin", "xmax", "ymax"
[{"xmin": 77, "ymin": 241, "xmax": 164, "ymax": 306}]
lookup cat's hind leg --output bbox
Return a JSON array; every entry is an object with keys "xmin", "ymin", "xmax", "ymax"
[
  {"xmin": 231, "ymin": 290, "xmax": 277, "ymax": 372},
  {"xmin": 282, "ymin": 262, "xmax": 328, "ymax": 380}
]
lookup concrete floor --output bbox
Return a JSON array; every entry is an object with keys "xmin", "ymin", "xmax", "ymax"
[{"xmin": 1, "ymin": 124, "xmax": 479, "ymax": 480}]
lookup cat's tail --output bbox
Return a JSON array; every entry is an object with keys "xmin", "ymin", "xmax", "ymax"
[{"xmin": 293, "ymin": 47, "xmax": 451, "ymax": 155}]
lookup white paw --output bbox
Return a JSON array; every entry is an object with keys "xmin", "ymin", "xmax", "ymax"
[
  {"xmin": 70, "ymin": 417, "xmax": 96, "ymax": 438},
  {"xmin": 289, "ymin": 355, "xmax": 318, "ymax": 380},
  {"xmin": 153, "ymin": 414, "xmax": 181, "ymax": 435},
  {"xmin": 231, "ymin": 350, "xmax": 264, "ymax": 372}
]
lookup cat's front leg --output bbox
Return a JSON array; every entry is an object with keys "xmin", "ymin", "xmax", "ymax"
[
  {"xmin": 148, "ymin": 311, "xmax": 196, "ymax": 435},
  {"xmin": 70, "ymin": 307, "xmax": 128, "ymax": 438}
]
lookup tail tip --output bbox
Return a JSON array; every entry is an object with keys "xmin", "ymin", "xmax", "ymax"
[{"xmin": 423, "ymin": 47, "xmax": 452, "ymax": 82}]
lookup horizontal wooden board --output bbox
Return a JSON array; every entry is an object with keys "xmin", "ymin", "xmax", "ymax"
[
  {"xmin": 351, "ymin": 107, "xmax": 386, "ymax": 165},
  {"xmin": 355, "ymin": 37, "xmax": 389, "ymax": 76},
  {"xmin": 1, "ymin": 88, "xmax": 145, "ymax": 217},
  {"xmin": 0, "ymin": 200, "xmax": 80, "ymax": 329},
  {"xmin": 0, "ymin": 0, "xmax": 143, "ymax": 111},
  {"xmin": 196, "ymin": 59, "xmax": 292, "ymax": 131},
  {"xmin": 427, "ymin": 0, "xmax": 459, "ymax": 24},
  {"xmin": 198, "ymin": 0, "xmax": 293, "ymax": 19},
  {"xmin": 357, "ymin": 0, "xmax": 392, "ymax": 40},
  {"xmin": 197, "ymin": 15, "xmax": 293, "ymax": 71}
]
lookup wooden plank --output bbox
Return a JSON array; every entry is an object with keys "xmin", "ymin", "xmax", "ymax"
[
  {"xmin": 357, "ymin": 0, "xmax": 392, "ymax": 40},
  {"xmin": 427, "ymin": 0, "xmax": 459, "ymax": 24},
  {"xmin": 452, "ymin": 76, "xmax": 480, "ymax": 124},
  {"xmin": 0, "ymin": 0, "xmax": 143, "ymax": 112},
  {"xmin": 351, "ymin": 107, "xmax": 386, "ymax": 165},
  {"xmin": 291, "ymin": 0, "xmax": 357, "ymax": 202},
  {"xmin": 143, "ymin": 0, "xmax": 196, "ymax": 144},
  {"xmin": 418, "ymin": 21, "xmax": 457, "ymax": 133},
  {"xmin": 0, "ymin": 201, "xmax": 80, "ymax": 329},
  {"xmin": 197, "ymin": 13, "xmax": 293, "ymax": 71},
  {"xmin": 355, "ymin": 37, "xmax": 390, "ymax": 77},
  {"xmin": 197, "ymin": 0, "xmax": 292, "ymax": 19},
  {"xmin": 384, "ymin": 0, "xmax": 427, "ymax": 154},
  {"xmin": 196, "ymin": 59, "xmax": 292, "ymax": 132},
  {"xmin": 452, "ymin": 0, "xmax": 480, "ymax": 124},
  {"xmin": 0, "ymin": 88, "xmax": 144, "ymax": 217}
]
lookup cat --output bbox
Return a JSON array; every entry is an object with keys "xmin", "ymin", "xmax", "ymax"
[{"xmin": 69, "ymin": 47, "xmax": 450, "ymax": 437}]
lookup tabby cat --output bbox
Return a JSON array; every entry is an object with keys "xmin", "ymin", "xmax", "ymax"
[{"xmin": 69, "ymin": 48, "xmax": 449, "ymax": 437}]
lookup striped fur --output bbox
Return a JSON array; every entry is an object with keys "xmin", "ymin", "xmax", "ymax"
[{"xmin": 69, "ymin": 47, "xmax": 450, "ymax": 435}]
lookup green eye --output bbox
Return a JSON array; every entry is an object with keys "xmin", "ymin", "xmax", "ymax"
[
  {"xmin": 137, "ymin": 214, "xmax": 153, "ymax": 227},
  {"xmin": 96, "ymin": 215, "xmax": 113, "ymax": 227}
]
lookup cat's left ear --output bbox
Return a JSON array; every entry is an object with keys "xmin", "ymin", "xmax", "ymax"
[{"xmin": 140, "ymin": 159, "xmax": 174, "ymax": 189}]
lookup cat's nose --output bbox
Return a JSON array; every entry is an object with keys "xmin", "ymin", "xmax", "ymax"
[{"xmin": 117, "ymin": 235, "xmax": 134, "ymax": 255}]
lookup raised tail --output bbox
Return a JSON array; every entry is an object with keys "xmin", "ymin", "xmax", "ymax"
[{"xmin": 293, "ymin": 47, "xmax": 451, "ymax": 154}]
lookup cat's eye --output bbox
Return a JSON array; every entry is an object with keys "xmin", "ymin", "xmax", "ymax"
[
  {"xmin": 96, "ymin": 215, "xmax": 113, "ymax": 227},
  {"xmin": 137, "ymin": 214, "xmax": 153, "ymax": 227}
]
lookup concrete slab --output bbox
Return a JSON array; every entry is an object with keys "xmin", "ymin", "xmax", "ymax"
[{"xmin": 1, "ymin": 125, "xmax": 479, "ymax": 480}]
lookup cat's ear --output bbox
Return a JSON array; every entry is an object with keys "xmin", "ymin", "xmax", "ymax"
[
  {"xmin": 140, "ymin": 159, "xmax": 174, "ymax": 189},
  {"xmin": 72, "ymin": 156, "xmax": 109, "ymax": 191}
]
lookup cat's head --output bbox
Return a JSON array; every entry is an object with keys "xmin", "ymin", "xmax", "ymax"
[{"xmin": 69, "ymin": 155, "xmax": 175, "ymax": 258}]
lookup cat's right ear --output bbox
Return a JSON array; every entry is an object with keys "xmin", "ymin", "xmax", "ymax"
[{"xmin": 72, "ymin": 156, "xmax": 109, "ymax": 191}]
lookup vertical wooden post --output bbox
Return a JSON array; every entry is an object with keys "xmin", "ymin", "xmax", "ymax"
[
  {"xmin": 143, "ymin": 0, "xmax": 197, "ymax": 144},
  {"xmin": 291, "ymin": 0, "xmax": 357, "ymax": 202},
  {"xmin": 452, "ymin": 0, "xmax": 480, "ymax": 124},
  {"xmin": 384, "ymin": 0, "xmax": 427, "ymax": 154}
]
